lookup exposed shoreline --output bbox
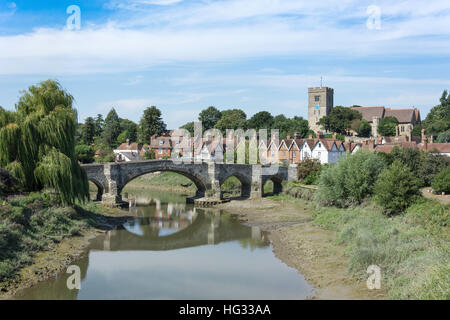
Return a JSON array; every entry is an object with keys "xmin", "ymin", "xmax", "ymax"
[
  {"xmin": 0, "ymin": 206, "xmax": 133, "ymax": 300},
  {"xmin": 216, "ymin": 197, "xmax": 385, "ymax": 300}
]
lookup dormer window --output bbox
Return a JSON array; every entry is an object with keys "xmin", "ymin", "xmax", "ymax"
[{"xmin": 159, "ymin": 140, "xmax": 164, "ymax": 145}]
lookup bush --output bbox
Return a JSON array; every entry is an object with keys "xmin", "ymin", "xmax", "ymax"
[
  {"xmin": 0, "ymin": 168, "xmax": 20, "ymax": 195},
  {"xmin": 432, "ymin": 168, "xmax": 450, "ymax": 194},
  {"xmin": 297, "ymin": 158, "xmax": 321, "ymax": 181},
  {"xmin": 316, "ymin": 151, "xmax": 387, "ymax": 207},
  {"xmin": 96, "ymin": 152, "xmax": 115, "ymax": 163},
  {"xmin": 75, "ymin": 144, "xmax": 95, "ymax": 164},
  {"xmin": 373, "ymin": 160, "xmax": 421, "ymax": 215},
  {"xmin": 141, "ymin": 150, "xmax": 155, "ymax": 160}
]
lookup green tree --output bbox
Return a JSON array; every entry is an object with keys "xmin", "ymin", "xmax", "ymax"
[
  {"xmin": 180, "ymin": 122, "xmax": 195, "ymax": 136},
  {"xmin": 412, "ymin": 124, "xmax": 423, "ymax": 137},
  {"xmin": 94, "ymin": 114, "xmax": 104, "ymax": 136},
  {"xmin": 214, "ymin": 109, "xmax": 247, "ymax": 132},
  {"xmin": 317, "ymin": 106, "xmax": 362, "ymax": 134},
  {"xmin": 81, "ymin": 117, "xmax": 96, "ymax": 145},
  {"xmin": 357, "ymin": 119, "xmax": 372, "ymax": 137},
  {"xmin": 141, "ymin": 149, "xmax": 155, "ymax": 160},
  {"xmin": 316, "ymin": 151, "xmax": 387, "ymax": 207},
  {"xmin": 288, "ymin": 116, "xmax": 310, "ymax": 138},
  {"xmin": 138, "ymin": 106, "xmax": 166, "ymax": 144},
  {"xmin": 118, "ymin": 118, "xmax": 138, "ymax": 143},
  {"xmin": 374, "ymin": 160, "xmax": 421, "ymax": 215},
  {"xmin": 432, "ymin": 168, "xmax": 450, "ymax": 194},
  {"xmin": 75, "ymin": 144, "xmax": 95, "ymax": 164},
  {"xmin": 423, "ymin": 90, "xmax": 450, "ymax": 137},
  {"xmin": 199, "ymin": 106, "xmax": 222, "ymax": 131},
  {"xmin": 437, "ymin": 130, "xmax": 450, "ymax": 143},
  {"xmin": 0, "ymin": 80, "xmax": 89, "ymax": 204},
  {"xmin": 248, "ymin": 111, "xmax": 273, "ymax": 131},
  {"xmin": 101, "ymin": 108, "xmax": 122, "ymax": 148},
  {"xmin": 377, "ymin": 116, "xmax": 399, "ymax": 136},
  {"xmin": 272, "ymin": 114, "xmax": 290, "ymax": 138}
]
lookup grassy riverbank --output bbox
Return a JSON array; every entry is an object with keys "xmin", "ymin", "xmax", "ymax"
[
  {"xmin": 0, "ymin": 192, "xmax": 131, "ymax": 296},
  {"xmin": 281, "ymin": 185, "xmax": 449, "ymax": 300}
]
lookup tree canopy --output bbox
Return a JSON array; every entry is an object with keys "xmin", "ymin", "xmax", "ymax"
[
  {"xmin": 248, "ymin": 111, "xmax": 274, "ymax": 131},
  {"xmin": 423, "ymin": 90, "xmax": 450, "ymax": 137},
  {"xmin": 377, "ymin": 116, "xmax": 399, "ymax": 136},
  {"xmin": 317, "ymin": 106, "xmax": 362, "ymax": 134},
  {"xmin": 199, "ymin": 106, "xmax": 222, "ymax": 131},
  {"xmin": 0, "ymin": 80, "xmax": 89, "ymax": 204},
  {"xmin": 214, "ymin": 109, "xmax": 248, "ymax": 132},
  {"xmin": 138, "ymin": 106, "xmax": 167, "ymax": 144}
]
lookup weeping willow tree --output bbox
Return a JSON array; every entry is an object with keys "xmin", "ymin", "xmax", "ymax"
[{"xmin": 0, "ymin": 80, "xmax": 89, "ymax": 204}]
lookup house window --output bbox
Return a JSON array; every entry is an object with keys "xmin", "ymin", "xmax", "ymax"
[
  {"xmin": 314, "ymin": 110, "xmax": 316, "ymax": 115},
  {"xmin": 315, "ymin": 95, "xmax": 320, "ymax": 102},
  {"xmin": 318, "ymin": 143, "xmax": 321, "ymax": 148},
  {"xmin": 159, "ymin": 140, "xmax": 164, "ymax": 145},
  {"xmin": 282, "ymin": 151, "xmax": 286, "ymax": 156},
  {"xmin": 293, "ymin": 151, "xmax": 297, "ymax": 157},
  {"xmin": 159, "ymin": 149, "xmax": 163, "ymax": 154},
  {"xmin": 318, "ymin": 152, "xmax": 321, "ymax": 157}
]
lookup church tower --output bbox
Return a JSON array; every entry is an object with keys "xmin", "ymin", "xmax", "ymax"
[{"xmin": 308, "ymin": 87, "xmax": 334, "ymax": 132}]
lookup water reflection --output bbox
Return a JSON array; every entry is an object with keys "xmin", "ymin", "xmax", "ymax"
[{"xmin": 14, "ymin": 192, "xmax": 313, "ymax": 300}]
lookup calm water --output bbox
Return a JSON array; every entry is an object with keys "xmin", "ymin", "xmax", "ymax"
[{"xmin": 14, "ymin": 190, "xmax": 314, "ymax": 300}]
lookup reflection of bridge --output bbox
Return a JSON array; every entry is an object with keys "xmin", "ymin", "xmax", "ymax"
[
  {"xmin": 90, "ymin": 212, "xmax": 267, "ymax": 251},
  {"xmin": 81, "ymin": 160, "xmax": 296, "ymax": 203}
]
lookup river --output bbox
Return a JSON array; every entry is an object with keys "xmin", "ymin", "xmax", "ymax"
[{"xmin": 14, "ymin": 190, "xmax": 314, "ymax": 300}]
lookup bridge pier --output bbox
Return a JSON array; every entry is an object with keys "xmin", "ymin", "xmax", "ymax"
[{"xmin": 81, "ymin": 160, "xmax": 297, "ymax": 205}]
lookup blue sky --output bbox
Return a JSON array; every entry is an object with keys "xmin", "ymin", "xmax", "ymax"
[{"xmin": 1, "ymin": 0, "xmax": 450, "ymax": 128}]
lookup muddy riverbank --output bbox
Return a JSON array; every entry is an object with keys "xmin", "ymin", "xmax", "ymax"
[
  {"xmin": 0, "ymin": 206, "xmax": 133, "ymax": 299},
  {"xmin": 216, "ymin": 197, "xmax": 385, "ymax": 300}
]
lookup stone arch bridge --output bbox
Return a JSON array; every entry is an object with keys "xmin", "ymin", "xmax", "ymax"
[{"xmin": 81, "ymin": 160, "xmax": 297, "ymax": 203}]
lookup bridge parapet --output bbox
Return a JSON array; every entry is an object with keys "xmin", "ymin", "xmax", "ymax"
[{"xmin": 81, "ymin": 160, "xmax": 296, "ymax": 204}]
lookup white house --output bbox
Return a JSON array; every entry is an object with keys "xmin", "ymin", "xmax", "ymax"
[
  {"xmin": 114, "ymin": 140, "xmax": 142, "ymax": 162},
  {"xmin": 195, "ymin": 140, "xmax": 224, "ymax": 162}
]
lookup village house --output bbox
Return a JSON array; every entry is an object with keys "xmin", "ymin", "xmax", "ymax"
[{"xmin": 113, "ymin": 139, "xmax": 143, "ymax": 162}]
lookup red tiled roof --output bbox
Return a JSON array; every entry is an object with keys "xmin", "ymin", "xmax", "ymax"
[
  {"xmin": 116, "ymin": 142, "xmax": 142, "ymax": 151},
  {"xmin": 384, "ymin": 108, "xmax": 415, "ymax": 123}
]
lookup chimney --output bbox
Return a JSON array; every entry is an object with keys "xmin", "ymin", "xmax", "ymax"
[
  {"xmin": 395, "ymin": 125, "xmax": 400, "ymax": 137},
  {"xmin": 309, "ymin": 133, "xmax": 313, "ymax": 139},
  {"xmin": 431, "ymin": 135, "xmax": 434, "ymax": 144},
  {"xmin": 126, "ymin": 138, "xmax": 130, "ymax": 145},
  {"xmin": 316, "ymin": 130, "xmax": 324, "ymax": 139},
  {"xmin": 286, "ymin": 134, "xmax": 291, "ymax": 140},
  {"xmin": 332, "ymin": 132, "xmax": 337, "ymax": 140},
  {"xmin": 294, "ymin": 132, "xmax": 301, "ymax": 139}
]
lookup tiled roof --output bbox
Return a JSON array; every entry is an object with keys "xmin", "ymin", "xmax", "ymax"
[
  {"xmin": 425, "ymin": 143, "xmax": 450, "ymax": 153},
  {"xmin": 384, "ymin": 108, "xmax": 415, "ymax": 123},
  {"xmin": 351, "ymin": 106, "xmax": 385, "ymax": 122},
  {"xmin": 116, "ymin": 142, "xmax": 142, "ymax": 151}
]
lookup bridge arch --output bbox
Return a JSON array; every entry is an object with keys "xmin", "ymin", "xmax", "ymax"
[
  {"xmin": 262, "ymin": 175, "xmax": 283, "ymax": 196},
  {"xmin": 88, "ymin": 178, "xmax": 104, "ymax": 201},
  {"xmin": 219, "ymin": 173, "xmax": 252, "ymax": 199},
  {"xmin": 120, "ymin": 168, "xmax": 208, "ymax": 198}
]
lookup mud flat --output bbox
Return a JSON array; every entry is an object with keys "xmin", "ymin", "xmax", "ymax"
[{"xmin": 216, "ymin": 198, "xmax": 385, "ymax": 300}]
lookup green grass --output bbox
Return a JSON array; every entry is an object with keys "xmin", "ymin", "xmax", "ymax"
[
  {"xmin": 311, "ymin": 198, "xmax": 449, "ymax": 300},
  {"xmin": 0, "ymin": 192, "xmax": 118, "ymax": 283}
]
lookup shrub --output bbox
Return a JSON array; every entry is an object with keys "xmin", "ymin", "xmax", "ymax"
[
  {"xmin": 316, "ymin": 151, "xmax": 387, "ymax": 207},
  {"xmin": 432, "ymin": 168, "xmax": 450, "ymax": 194},
  {"xmin": 96, "ymin": 151, "xmax": 115, "ymax": 163},
  {"xmin": 0, "ymin": 168, "xmax": 20, "ymax": 195},
  {"xmin": 75, "ymin": 144, "xmax": 95, "ymax": 164},
  {"xmin": 141, "ymin": 149, "xmax": 155, "ymax": 160},
  {"xmin": 297, "ymin": 158, "xmax": 321, "ymax": 181},
  {"xmin": 373, "ymin": 160, "xmax": 421, "ymax": 215}
]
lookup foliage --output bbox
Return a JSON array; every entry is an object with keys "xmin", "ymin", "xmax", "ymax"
[
  {"xmin": 199, "ymin": 106, "xmax": 222, "ymax": 131},
  {"xmin": 0, "ymin": 168, "xmax": 20, "ymax": 195},
  {"xmin": 118, "ymin": 118, "xmax": 138, "ymax": 143},
  {"xmin": 357, "ymin": 119, "xmax": 372, "ymax": 137},
  {"xmin": 423, "ymin": 90, "xmax": 450, "ymax": 137},
  {"xmin": 412, "ymin": 124, "xmax": 423, "ymax": 137},
  {"xmin": 180, "ymin": 122, "xmax": 195, "ymax": 136},
  {"xmin": 81, "ymin": 117, "xmax": 96, "ymax": 145},
  {"xmin": 316, "ymin": 151, "xmax": 387, "ymax": 207},
  {"xmin": 248, "ymin": 111, "xmax": 274, "ymax": 131},
  {"xmin": 377, "ymin": 116, "xmax": 399, "ymax": 136},
  {"xmin": 373, "ymin": 160, "xmax": 421, "ymax": 215},
  {"xmin": 385, "ymin": 146, "xmax": 450, "ymax": 187},
  {"xmin": 75, "ymin": 144, "xmax": 95, "ymax": 164},
  {"xmin": 214, "ymin": 109, "xmax": 248, "ymax": 133},
  {"xmin": 141, "ymin": 149, "xmax": 155, "ymax": 160},
  {"xmin": 94, "ymin": 114, "xmax": 104, "ymax": 136},
  {"xmin": 436, "ymin": 130, "xmax": 450, "ymax": 143},
  {"xmin": 324, "ymin": 133, "xmax": 345, "ymax": 142},
  {"xmin": 95, "ymin": 151, "xmax": 115, "ymax": 163},
  {"xmin": 138, "ymin": 106, "xmax": 167, "ymax": 144},
  {"xmin": 0, "ymin": 80, "xmax": 89, "ymax": 205},
  {"xmin": 312, "ymin": 199, "xmax": 449, "ymax": 299},
  {"xmin": 432, "ymin": 168, "xmax": 450, "ymax": 194},
  {"xmin": 317, "ymin": 106, "xmax": 362, "ymax": 134},
  {"xmin": 101, "ymin": 108, "xmax": 121, "ymax": 149},
  {"xmin": 297, "ymin": 158, "xmax": 321, "ymax": 181}
]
